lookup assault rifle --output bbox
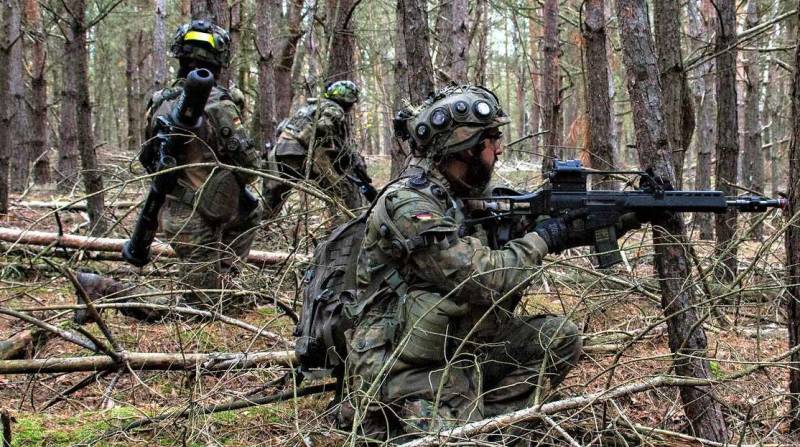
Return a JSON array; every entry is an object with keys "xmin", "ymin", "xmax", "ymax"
[
  {"xmin": 122, "ymin": 68, "xmax": 215, "ymax": 267},
  {"xmin": 464, "ymin": 160, "xmax": 787, "ymax": 268}
]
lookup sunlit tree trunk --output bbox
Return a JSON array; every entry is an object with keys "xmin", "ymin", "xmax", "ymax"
[
  {"xmin": 617, "ymin": 0, "xmax": 728, "ymax": 440},
  {"xmin": 540, "ymin": 0, "xmax": 562, "ymax": 174},
  {"xmin": 581, "ymin": 0, "xmax": 616, "ymax": 189}
]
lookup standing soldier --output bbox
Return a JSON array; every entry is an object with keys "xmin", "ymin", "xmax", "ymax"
[
  {"xmin": 74, "ymin": 20, "xmax": 263, "ymax": 322},
  {"xmin": 263, "ymin": 80, "xmax": 373, "ymax": 220},
  {"xmin": 339, "ymin": 86, "xmax": 635, "ymax": 442}
]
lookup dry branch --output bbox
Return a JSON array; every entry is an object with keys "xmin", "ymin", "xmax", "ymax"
[
  {"xmin": 0, "ymin": 350, "xmax": 297, "ymax": 374},
  {"xmin": 0, "ymin": 227, "xmax": 302, "ymax": 265},
  {"xmin": 11, "ymin": 200, "xmax": 139, "ymax": 210},
  {"xmin": 0, "ymin": 330, "xmax": 40, "ymax": 360}
]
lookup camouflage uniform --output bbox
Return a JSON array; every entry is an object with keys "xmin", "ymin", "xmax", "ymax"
[
  {"xmin": 338, "ymin": 157, "xmax": 582, "ymax": 442},
  {"xmin": 264, "ymin": 97, "xmax": 367, "ymax": 218},
  {"xmin": 120, "ymin": 81, "xmax": 263, "ymax": 320}
]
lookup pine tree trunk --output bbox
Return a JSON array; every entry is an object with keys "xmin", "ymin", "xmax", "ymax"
[
  {"xmin": 398, "ymin": 0, "xmax": 434, "ymax": 102},
  {"xmin": 741, "ymin": 0, "xmax": 764, "ymax": 239},
  {"xmin": 125, "ymin": 36, "xmax": 139, "ymax": 154},
  {"xmin": 540, "ymin": 0, "xmax": 561, "ymax": 174},
  {"xmin": 0, "ymin": 0, "xmax": 12, "ymax": 212},
  {"xmin": 255, "ymin": 0, "xmax": 276, "ymax": 151},
  {"xmin": 152, "ymin": 0, "xmax": 167, "ymax": 90},
  {"xmin": 528, "ymin": 0, "xmax": 540, "ymax": 165},
  {"xmin": 57, "ymin": 6, "xmax": 79, "ymax": 193},
  {"xmin": 686, "ymin": 0, "xmax": 714, "ymax": 239},
  {"xmin": 68, "ymin": 0, "xmax": 106, "ymax": 234},
  {"xmin": 7, "ymin": 0, "xmax": 28, "ymax": 192},
  {"xmin": 713, "ymin": 0, "xmax": 740, "ymax": 282},
  {"xmin": 654, "ymin": 0, "xmax": 693, "ymax": 189},
  {"xmin": 391, "ymin": 0, "xmax": 434, "ymax": 176},
  {"xmin": 274, "ymin": 0, "xmax": 303, "ymax": 121},
  {"xmin": 325, "ymin": 0, "xmax": 356, "ymax": 81},
  {"xmin": 617, "ymin": 0, "xmax": 728, "ymax": 441},
  {"xmin": 23, "ymin": 0, "xmax": 49, "ymax": 185},
  {"xmin": 787, "ymin": 6, "xmax": 800, "ymax": 431},
  {"xmin": 581, "ymin": 0, "xmax": 616, "ymax": 189}
]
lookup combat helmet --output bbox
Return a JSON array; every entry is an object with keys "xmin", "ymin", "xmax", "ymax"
[
  {"xmin": 394, "ymin": 85, "xmax": 510, "ymax": 158},
  {"xmin": 171, "ymin": 20, "xmax": 231, "ymax": 68},
  {"xmin": 324, "ymin": 80, "xmax": 360, "ymax": 106}
]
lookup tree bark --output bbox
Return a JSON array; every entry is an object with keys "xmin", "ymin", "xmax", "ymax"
[
  {"xmin": 581, "ymin": 0, "xmax": 616, "ymax": 189},
  {"xmin": 255, "ymin": 0, "xmax": 276, "ymax": 152},
  {"xmin": 7, "ymin": 0, "xmax": 28, "ymax": 192},
  {"xmin": 473, "ymin": 0, "xmax": 489, "ymax": 85},
  {"xmin": 786, "ymin": 6, "xmax": 800, "ymax": 432},
  {"xmin": 714, "ymin": 0, "xmax": 740, "ymax": 282},
  {"xmin": 616, "ymin": 0, "xmax": 728, "ymax": 441},
  {"xmin": 686, "ymin": 0, "xmax": 714, "ymax": 239},
  {"xmin": 653, "ymin": 0, "xmax": 693, "ymax": 188},
  {"xmin": 125, "ymin": 36, "xmax": 139, "ymax": 153},
  {"xmin": 741, "ymin": 0, "xmax": 764, "ymax": 239},
  {"xmin": 434, "ymin": 0, "xmax": 468, "ymax": 83},
  {"xmin": 23, "ymin": 0, "xmax": 49, "ymax": 185},
  {"xmin": 398, "ymin": 0, "xmax": 434, "ymax": 102},
  {"xmin": 57, "ymin": 8, "xmax": 80, "ymax": 193},
  {"xmin": 391, "ymin": 0, "xmax": 434, "ymax": 176},
  {"xmin": 527, "ymin": 0, "xmax": 541, "ymax": 165},
  {"xmin": 274, "ymin": 0, "xmax": 304, "ymax": 121},
  {"xmin": 325, "ymin": 0, "xmax": 357, "ymax": 81},
  {"xmin": 0, "ymin": 0, "xmax": 12, "ymax": 212},
  {"xmin": 67, "ymin": 0, "xmax": 105, "ymax": 234},
  {"xmin": 540, "ymin": 0, "xmax": 562, "ymax": 174},
  {"xmin": 152, "ymin": 0, "xmax": 167, "ymax": 90}
]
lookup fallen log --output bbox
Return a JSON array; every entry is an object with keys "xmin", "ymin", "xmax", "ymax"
[
  {"xmin": 0, "ymin": 350, "xmax": 297, "ymax": 374},
  {"xmin": 0, "ymin": 330, "xmax": 48, "ymax": 360},
  {"xmin": 11, "ymin": 200, "xmax": 139, "ymax": 211},
  {"xmin": 0, "ymin": 227, "xmax": 304, "ymax": 266}
]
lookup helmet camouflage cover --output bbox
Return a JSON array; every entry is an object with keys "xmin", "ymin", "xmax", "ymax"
[
  {"xmin": 398, "ymin": 85, "xmax": 510, "ymax": 158},
  {"xmin": 171, "ymin": 20, "xmax": 231, "ymax": 67},
  {"xmin": 324, "ymin": 80, "xmax": 360, "ymax": 105}
]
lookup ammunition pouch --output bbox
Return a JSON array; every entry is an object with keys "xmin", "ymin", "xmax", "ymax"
[
  {"xmin": 396, "ymin": 290, "xmax": 469, "ymax": 366},
  {"xmin": 195, "ymin": 169, "xmax": 241, "ymax": 224}
]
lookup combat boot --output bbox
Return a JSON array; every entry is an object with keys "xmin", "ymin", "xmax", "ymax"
[{"xmin": 72, "ymin": 273, "xmax": 125, "ymax": 325}]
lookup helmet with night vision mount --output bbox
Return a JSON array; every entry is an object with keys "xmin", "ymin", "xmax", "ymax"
[{"xmin": 394, "ymin": 85, "xmax": 510, "ymax": 158}]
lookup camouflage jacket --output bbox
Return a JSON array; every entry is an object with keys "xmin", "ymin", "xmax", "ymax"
[
  {"xmin": 354, "ymin": 159, "xmax": 550, "ymax": 330},
  {"xmin": 145, "ymin": 79, "xmax": 261, "ymax": 190},
  {"xmin": 276, "ymin": 98, "xmax": 349, "ymax": 156}
]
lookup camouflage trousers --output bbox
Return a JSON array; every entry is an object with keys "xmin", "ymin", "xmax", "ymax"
[
  {"xmin": 340, "ymin": 307, "xmax": 582, "ymax": 444},
  {"xmin": 263, "ymin": 140, "xmax": 365, "ymax": 221},
  {"xmin": 117, "ymin": 194, "xmax": 263, "ymax": 321}
]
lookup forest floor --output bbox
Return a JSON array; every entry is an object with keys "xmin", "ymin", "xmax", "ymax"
[{"xmin": 0, "ymin": 155, "xmax": 794, "ymax": 446}]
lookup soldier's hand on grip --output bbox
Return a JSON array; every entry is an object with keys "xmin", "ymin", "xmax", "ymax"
[{"xmin": 534, "ymin": 210, "xmax": 593, "ymax": 253}]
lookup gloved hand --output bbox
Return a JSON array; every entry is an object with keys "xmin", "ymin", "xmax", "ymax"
[
  {"xmin": 615, "ymin": 212, "xmax": 643, "ymax": 238},
  {"xmin": 534, "ymin": 211, "xmax": 592, "ymax": 253}
]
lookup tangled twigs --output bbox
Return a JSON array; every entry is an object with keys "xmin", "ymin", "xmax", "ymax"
[
  {"xmin": 63, "ymin": 268, "xmax": 125, "ymax": 362},
  {"xmin": 0, "ymin": 308, "xmax": 98, "ymax": 352},
  {"xmin": 109, "ymin": 381, "xmax": 334, "ymax": 435}
]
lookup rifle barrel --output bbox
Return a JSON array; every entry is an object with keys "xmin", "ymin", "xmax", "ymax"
[{"xmin": 726, "ymin": 196, "xmax": 788, "ymax": 212}]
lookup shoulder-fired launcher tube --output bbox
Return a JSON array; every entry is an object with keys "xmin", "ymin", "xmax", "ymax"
[{"xmin": 170, "ymin": 68, "xmax": 214, "ymax": 129}]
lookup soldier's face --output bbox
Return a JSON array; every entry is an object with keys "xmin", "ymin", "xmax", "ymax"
[{"xmin": 479, "ymin": 136, "xmax": 504, "ymax": 169}]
